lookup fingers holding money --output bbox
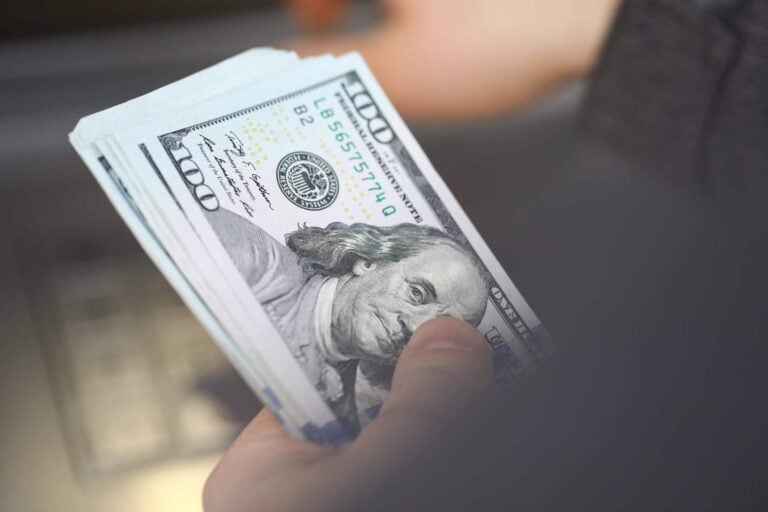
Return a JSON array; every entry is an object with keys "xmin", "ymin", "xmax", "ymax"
[
  {"xmin": 361, "ymin": 317, "xmax": 494, "ymax": 442},
  {"xmin": 75, "ymin": 42, "xmax": 540, "ymax": 512},
  {"xmin": 204, "ymin": 318, "xmax": 496, "ymax": 512},
  {"xmin": 204, "ymin": 409, "xmax": 336, "ymax": 512}
]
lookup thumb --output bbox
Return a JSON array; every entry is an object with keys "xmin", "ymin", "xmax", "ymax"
[{"xmin": 350, "ymin": 317, "xmax": 494, "ymax": 453}]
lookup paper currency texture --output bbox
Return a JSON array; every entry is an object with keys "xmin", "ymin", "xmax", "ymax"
[{"xmin": 70, "ymin": 49, "xmax": 551, "ymax": 445}]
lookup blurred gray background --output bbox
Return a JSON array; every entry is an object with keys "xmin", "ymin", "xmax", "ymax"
[{"xmin": 0, "ymin": 2, "xmax": 581, "ymax": 510}]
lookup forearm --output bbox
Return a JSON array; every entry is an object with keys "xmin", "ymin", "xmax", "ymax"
[{"xmin": 287, "ymin": 0, "xmax": 622, "ymax": 120}]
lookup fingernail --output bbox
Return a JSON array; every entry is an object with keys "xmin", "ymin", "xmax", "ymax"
[{"xmin": 413, "ymin": 339, "xmax": 477, "ymax": 352}]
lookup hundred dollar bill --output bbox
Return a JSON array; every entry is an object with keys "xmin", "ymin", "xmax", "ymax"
[{"xmin": 71, "ymin": 49, "xmax": 552, "ymax": 445}]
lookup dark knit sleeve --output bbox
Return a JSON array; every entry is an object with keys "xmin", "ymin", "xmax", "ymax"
[{"xmin": 581, "ymin": 0, "xmax": 765, "ymax": 182}]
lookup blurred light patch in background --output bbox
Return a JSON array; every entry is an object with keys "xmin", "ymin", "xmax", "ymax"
[{"xmin": 0, "ymin": 0, "xmax": 280, "ymax": 40}]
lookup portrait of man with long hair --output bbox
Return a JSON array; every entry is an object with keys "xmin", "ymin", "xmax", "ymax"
[{"xmin": 208, "ymin": 208, "xmax": 489, "ymax": 431}]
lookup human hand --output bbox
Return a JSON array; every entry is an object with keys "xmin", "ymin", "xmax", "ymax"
[
  {"xmin": 203, "ymin": 317, "xmax": 496, "ymax": 512},
  {"xmin": 285, "ymin": 0, "xmax": 620, "ymax": 120}
]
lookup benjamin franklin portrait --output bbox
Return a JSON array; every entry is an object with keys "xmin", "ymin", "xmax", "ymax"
[{"xmin": 208, "ymin": 209, "xmax": 489, "ymax": 433}]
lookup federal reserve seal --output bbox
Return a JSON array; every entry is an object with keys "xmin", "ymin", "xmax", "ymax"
[{"xmin": 276, "ymin": 151, "xmax": 339, "ymax": 210}]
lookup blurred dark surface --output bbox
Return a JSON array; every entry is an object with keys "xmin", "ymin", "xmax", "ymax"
[{"xmin": 0, "ymin": 0, "xmax": 279, "ymax": 40}]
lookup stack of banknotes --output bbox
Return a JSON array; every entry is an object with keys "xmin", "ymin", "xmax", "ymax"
[{"xmin": 70, "ymin": 49, "xmax": 552, "ymax": 446}]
